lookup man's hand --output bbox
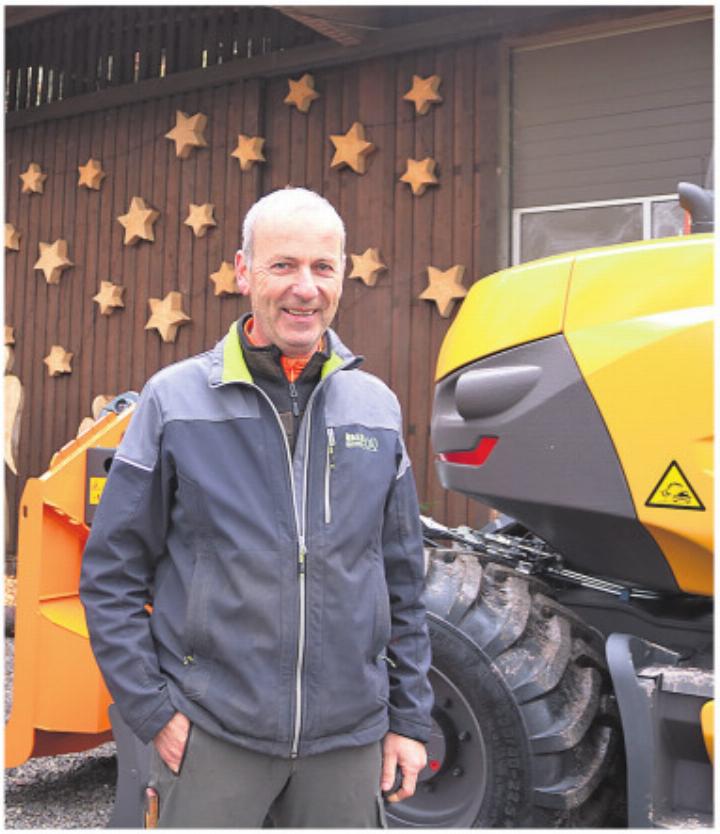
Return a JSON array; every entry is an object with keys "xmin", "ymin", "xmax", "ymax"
[
  {"xmin": 153, "ymin": 712, "xmax": 191, "ymax": 774},
  {"xmin": 381, "ymin": 732, "xmax": 427, "ymax": 803}
]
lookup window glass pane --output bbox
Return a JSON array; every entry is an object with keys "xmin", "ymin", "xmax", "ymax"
[
  {"xmin": 519, "ymin": 205, "xmax": 643, "ymax": 263},
  {"xmin": 652, "ymin": 200, "xmax": 685, "ymax": 239}
]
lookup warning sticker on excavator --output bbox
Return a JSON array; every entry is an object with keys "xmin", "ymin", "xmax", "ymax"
[
  {"xmin": 89, "ymin": 477, "xmax": 107, "ymax": 505},
  {"xmin": 645, "ymin": 461, "xmax": 705, "ymax": 511}
]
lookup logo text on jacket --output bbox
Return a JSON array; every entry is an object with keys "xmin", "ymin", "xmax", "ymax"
[{"xmin": 345, "ymin": 431, "xmax": 379, "ymax": 452}]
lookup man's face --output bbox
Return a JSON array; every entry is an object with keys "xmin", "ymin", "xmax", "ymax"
[{"xmin": 236, "ymin": 209, "xmax": 344, "ymax": 357}]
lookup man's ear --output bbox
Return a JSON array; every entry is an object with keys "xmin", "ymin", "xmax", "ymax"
[{"xmin": 235, "ymin": 251, "xmax": 250, "ymax": 295}]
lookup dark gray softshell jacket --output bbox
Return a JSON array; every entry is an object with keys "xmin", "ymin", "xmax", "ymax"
[{"xmin": 80, "ymin": 324, "xmax": 433, "ymax": 757}]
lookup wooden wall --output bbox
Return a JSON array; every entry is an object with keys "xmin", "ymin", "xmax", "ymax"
[{"xmin": 5, "ymin": 37, "xmax": 500, "ymax": 558}]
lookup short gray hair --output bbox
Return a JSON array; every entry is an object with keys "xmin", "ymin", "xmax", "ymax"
[{"xmin": 241, "ymin": 187, "xmax": 346, "ymax": 268}]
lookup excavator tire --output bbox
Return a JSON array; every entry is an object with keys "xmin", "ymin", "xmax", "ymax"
[{"xmin": 386, "ymin": 549, "xmax": 624, "ymax": 828}]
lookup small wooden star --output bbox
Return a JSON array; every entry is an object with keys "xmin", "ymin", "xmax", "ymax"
[
  {"xmin": 5, "ymin": 326, "xmax": 15, "ymax": 346},
  {"xmin": 349, "ymin": 248, "xmax": 387, "ymax": 287},
  {"xmin": 329, "ymin": 122, "xmax": 376, "ymax": 175},
  {"xmin": 19, "ymin": 162, "xmax": 47, "ymax": 194},
  {"xmin": 78, "ymin": 158, "xmax": 106, "ymax": 190},
  {"xmin": 209, "ymin": 261, "xmax": 240, "ymax": 296},
  {"xmin": 165, "ymin": 111, "xmax": 208, "ymax": 159},
  {"xmin": 231, "ymin": 135, "xmax": 266, "ymax": 171},
  {"xmin": 284, "ymin": 73, "xmax": 320, "ymax": 113},
  {"xmin": 5, "ymin": 223, "xmax": 21, "ymax": 251},
  {"xmin": 43, "ymin": 345, "xmax": 73, "ymax": 377},
  {"xmin": 34, "ymin": 239, "xmax": 73, "ymax": 284},
  {"xmin": 400, "ymin": 157, "xmax": 439, "ymax": 197},
  {"xmin": 93, "ymin": 281, "xmax": 125, "ymax": 316},
  {"xmin": 184, "ymin": 203, "xmax": 217, "ymax": 238},
  {"xmin": 118, "ymin": 197, "xmax": 160, "ymax": 245},
  {"xmin": 403, "ymin": 74, "xmax": 443, "ymax": 116},
  {"xmin": 145, "ymin": 291, "xmax": 191, "ymax": 342},
  {"xmin": 419, "ymin": 264, "xmax": 468, "ymax": 318}
]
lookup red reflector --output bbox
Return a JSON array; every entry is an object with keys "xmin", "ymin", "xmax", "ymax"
[
  {"xmin": 429, "ymin": 759, "xmax": 441, "ymax": 772},
  {"xmin": 438, "ymin": 437, "xmax": 498, "ymax": 466}
]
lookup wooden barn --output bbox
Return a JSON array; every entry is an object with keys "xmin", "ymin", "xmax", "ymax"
[{"xmin": 4, "ymin": 4, "xmax": 713, "ymax": 563}]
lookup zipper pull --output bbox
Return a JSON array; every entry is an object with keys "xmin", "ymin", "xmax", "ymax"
[
  {"xmin": 182, "ymin": 655, "xmax": 195, "ymax": 666},
  {"xmin": 328, "ymin": 427, "xmax": 336, "ymax": 468},
  {"xmin": 288, "ymin": 382, "xmax": 300, "ymax": 418},
  {"xmin": 298, "ymin": 541, "xmax": 306, "ymax": 575}
]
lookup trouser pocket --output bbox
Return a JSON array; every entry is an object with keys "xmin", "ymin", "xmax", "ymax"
[{"xmin": 376, "ymin": 795, "xmax": 388, "ymax": 829}]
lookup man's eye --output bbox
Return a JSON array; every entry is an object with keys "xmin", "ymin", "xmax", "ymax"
[
  {"xmin": 315, "ymin": 263, "xmax": 334, "ymax": 272},
  {"xmin": 272, "ymin": 262, "xmax": 291, "ymax": 270}
]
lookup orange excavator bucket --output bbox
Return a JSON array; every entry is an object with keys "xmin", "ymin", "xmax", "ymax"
[{"xmin": 5, "ymin": 406, "xmax": 133, "ymax": 767}]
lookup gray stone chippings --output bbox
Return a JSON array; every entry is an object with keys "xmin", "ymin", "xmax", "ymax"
[{"xmin": 5, "ymin": 638, "xmax": 116, "ymax": 828}]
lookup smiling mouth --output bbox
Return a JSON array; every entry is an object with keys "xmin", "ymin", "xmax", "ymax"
[{"xmin": 284, "ymin": 308, "xmax": 317, "ymax": 317}]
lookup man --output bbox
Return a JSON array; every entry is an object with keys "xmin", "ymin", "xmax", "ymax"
[{"xmin": 80, "ymin": 188, "xmax": 433, "ymax": 828}]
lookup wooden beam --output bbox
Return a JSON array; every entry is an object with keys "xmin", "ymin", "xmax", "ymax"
[
  {"xmin": 4, "ymin": 5, "xmax": 68, "ymax": 29},
  {"xmin": 6, "ymin": 5, "xmax": 703, "ymax": 130},
  {"xmin": 276, "ymin": 7, "xmax": 366, "ymax": 47}
]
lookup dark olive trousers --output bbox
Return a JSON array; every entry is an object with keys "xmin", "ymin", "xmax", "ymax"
[{"xmin": 149, "ymin": 723, "xmax": 387, "ymax": 828}]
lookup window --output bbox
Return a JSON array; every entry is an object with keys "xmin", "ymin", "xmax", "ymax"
[{"xmin": 512, "ymin": 195, "xmax": 685, "ymax": 265}]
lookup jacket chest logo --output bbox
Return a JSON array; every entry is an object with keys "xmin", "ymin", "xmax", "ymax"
[{"xmin": 344, "ymin": 431, "xmax": 379, "ymax": 452}]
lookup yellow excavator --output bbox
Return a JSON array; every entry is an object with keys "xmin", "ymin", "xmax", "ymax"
[{"xmin": 5, "ymin": 184, "xmax": 713, "ymax": 827}]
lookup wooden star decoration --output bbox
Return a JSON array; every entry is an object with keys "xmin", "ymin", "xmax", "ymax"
[
  {"xmin": 43, "ymin": 345, "xmax": 73, "ymax": 377},
  {"xmin": 403, "ymin": 74, "xmax": 443, "ymax": 115},
  {"xmin": 93, "ymin": 281, "xmax": 125, "ymax": 316},
  {"xmin": 184, "ymin": 203, "xmax": 217, "ymax": 238},
  {"xmin": 5, "ymin": 326, "xmax": 15, "ymax": 346},
  {"xmin": 419, "ymin": 264, "xmax": 468, "ymax": 318},
  {"xmin": 231, "ymin": 135, "xmax": 266, "ymax": 171},
  {"xmin": 400, "ymin": 157, "xmax": 439, "ymax": 197},
  {"xmin": 284, "ymin": 73, "xmax": 320, "ymax": 113},
  {"xmin": 77, "ymin": 158, "xmax": 106, "ymax": 190},
  {"xmin": 349, "ymin": 248, "xmax": 387, "ymax": 287},
  {"xmin": 5, "ymin": 223, "xmax": 21, "ymax": 251},
  {"xmin": 330, "ymin": 122, "xmax": 376, "ymax": 175},
  {"xmin": 19, "ymin": 162, "xmax": 47, "ymax": 194},
  {"xmin": 117, "ymin": 197, "xmax": 160, "ymax": 245},
  {"xmin": 165, "ymin": 111, "xmax": 208, "ymax": 159},
  {"xmin": 209, "ymin": 261, "xmax": 240, "ymax": 296},
  {"xmin": 145, "ymin": 291, "xmax": 191, "ymax": 342},
  {"xmin": 34, "ymin": 239, "xmax": 73, "ymax": 285}
]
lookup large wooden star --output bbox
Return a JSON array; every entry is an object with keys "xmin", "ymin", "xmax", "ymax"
[
  {"xmin": 330, "ymin": 122, "xmax": 376, "ymax": 175},
  {"xmin": 403, "ymin": 74, "xmax": 443, "ymax": 115},
  {"xmin": 34, "ymin": 239, "xmax": 73, "ymax": 284},
  {"xmin": 349, "ymin": 248, "xmax": 387, "ymax": 287},
  {"xmin": 118, "ymin": 197, "xmax": 160, "ymax": 245},
  {"xmin": 400, "ymin": 157, "xmax": 439, "ymax": 197},
  {"xmin": 5, "ymin": 223, "xmax": 21, "ymax": 251},
  {"xmin": 20, "ymin": 162, "xmax": 47, "ymax": 194},
  {"xmin": 419, "ymin": 264, "xmax": 468, "ymax": 318},
  {"xmin": 78, "ymin": 158, "xmax": 106, "ymax": 190},
  {"xmin": 209, "ymin": 261, "xmax": 240, "ymax": 296},
  {"xmin": 184, "ymin": 203, "xmax": 217, "ymax": 238},
  {"xmin": 231, "ymin": 135, "xmax": 266, "ymax": 171},
  {"xmin": 44, "ymin": 345, "xmax": 73, "ymax": 377},
  {"xmin": 93, "ymin": 281, "xmax": 125, "ymax": 316},
  {"xmin": 145, "ymin": 291, "xmax": 191, "ymax": 342},
  {"xmin": 165, "ymin": 111, "xmax": 208, "ymax": 159},
  {"xmin": 284, "ymin": 73, "xmax": 320, "ymax": 113}
]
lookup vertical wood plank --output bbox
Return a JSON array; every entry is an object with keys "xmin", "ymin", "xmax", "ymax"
[{"xmin": 389, "ymin": 50, "xmax": 415, "ymax": 446}]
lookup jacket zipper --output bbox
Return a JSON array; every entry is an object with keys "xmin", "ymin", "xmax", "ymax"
[
  {"xmin": 324, "ymin": 427, "xmax": 335, "ymax": 524},
  {"xmin": 221, "ymin": 360, "xmax": 349, "ymax": 759}
]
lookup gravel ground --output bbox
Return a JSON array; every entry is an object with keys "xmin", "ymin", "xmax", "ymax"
[{"xmin": 4, "ymin": 638, "xmax": 117, "ymax": 828}]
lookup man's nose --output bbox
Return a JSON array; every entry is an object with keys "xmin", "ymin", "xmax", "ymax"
[{"xmin": 293, "ymin": 265, "xmax": 319, "ymax": 299}]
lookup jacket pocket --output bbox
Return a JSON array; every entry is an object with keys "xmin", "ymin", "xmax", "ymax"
[
  {"xmin": 324, "ymin": 427, "xmax": 336, "ymax": 524},
  {"xmin": 372, "ymin": 567, "xmax": 392, "ymax": 655}
]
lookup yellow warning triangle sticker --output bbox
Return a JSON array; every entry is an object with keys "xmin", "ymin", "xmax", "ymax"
[{"xmin": 645, "ymin": 460, "xmax": 705, "ymax": 511}]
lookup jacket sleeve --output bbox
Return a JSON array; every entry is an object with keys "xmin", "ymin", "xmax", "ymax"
[
  {"xmin": 79, "ymin": 381, "xmax": 177, "ymax": 743},
  {"xmin": 381, "ymin": 434, "xmax": 434, "ymax": 743}
]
